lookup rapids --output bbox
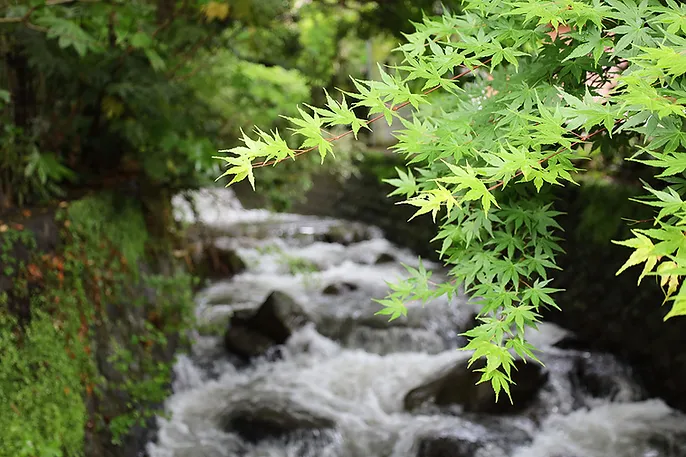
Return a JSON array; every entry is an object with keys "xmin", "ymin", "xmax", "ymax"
[{"xmin": 146, "ymin": 189, "xmax": 686, "ymax": 457}]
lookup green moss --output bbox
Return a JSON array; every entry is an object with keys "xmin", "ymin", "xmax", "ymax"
[
  {"xmin": 0, "ymin": 310, "xmax": 87, "ymax": 457},
  {"xmin": 106, "ymin": 271, "xmax": 195, "ymax": 444},
  {"xmin": 65, "ymin": 192, "xmax": 148, "ymax": 269},
  {"xmin": 0, "ymin": 193, "xmax": 197, "ymax": 455},
  {"xmin": 0, "ymin": 228, "xmax": 88, "ymax": 457},
  {"xmin": 0, "ymin": 227, "xmax": 36, "ymax": 277}
]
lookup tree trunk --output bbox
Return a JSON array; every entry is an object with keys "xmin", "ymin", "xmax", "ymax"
[
  {"xmin": 6, "ymin": 47, "xmax": 34, "ymax": 129},
  {"xmin": 156, "ymin": 0, "xmax": 175, "ymax": 25}
]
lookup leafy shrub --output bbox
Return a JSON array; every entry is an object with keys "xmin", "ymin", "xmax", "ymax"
[
  {"xmin": 0, "ymin": 0, "xmax": 422, "ymax": 209},
  {"xmin": 217, "ymin": 0, "xmax": 686, "ymax": 400},
  {"xmin": 0, "ymin": 195, "xmax": 196, "ymax": 455}
]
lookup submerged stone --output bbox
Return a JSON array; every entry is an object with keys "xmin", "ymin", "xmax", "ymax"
[
  {"xmin": 417, "ymin": 434, "xmax": 482, "ymax": 457},
  {"xmin": 404, "ymin": 357, "xmax": 548, "ymax": 414},
  {"xmin": 322, "ymin": 282, "xmax": 359, "ymax": 295},
  {"xmin": 221, "ymin": 402, "xmax": 335, "ymax": 444},
  {"xmin": 320, "ymin": 222, "xmax": 376, "ymax": 246},
  {"xmin": 416, "ymin": 421, "xmax": 530, "ymax": 457},
  {"xmin": 374, "ymin": 252, "xmax": 396, "ymax": 264},
  {"xmin": 572, "ymin": 353, "xmax": 643, "ymax": 403}
]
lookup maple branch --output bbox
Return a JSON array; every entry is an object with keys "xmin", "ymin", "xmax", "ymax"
[
  {"xmin": 487, "ymin": 118, "xmax": 624, "ymax": 193},
  {"xmin": 0, "ymin": 7, "xmax": 36, "ymax": 24},
  {"xmin": 253, "ymin": 59, "xmax": 491, "ymax": 168}
]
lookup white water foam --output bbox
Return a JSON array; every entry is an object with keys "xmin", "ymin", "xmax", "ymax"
[
  {"xmin": 149, "ymin": 325, "xmax": 470, "ymax": 457},
  {"xmin": 513, "ymin": 400, "xmax": 686, "ymax": 457},
  {"xmin": 148, "ymin": 188, "xmax": 686, "ymax": 457}
]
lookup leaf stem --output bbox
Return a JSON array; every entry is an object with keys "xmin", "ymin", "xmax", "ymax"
[
  {"xmin": 253, "ymin": 59, "xmax": 492, "ymax": 168},
  {"xmin": 486, "ymin": 118, "xmax": 623, "ymax": 192}
]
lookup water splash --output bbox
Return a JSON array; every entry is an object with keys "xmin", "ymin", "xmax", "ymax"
[
  {"xmin": 148, "ymin": 189, "xmax": 686, "ymax": 457},
  {"xmin": 512, "ymin": 400, "xmax": 686, "ymax": 457}
]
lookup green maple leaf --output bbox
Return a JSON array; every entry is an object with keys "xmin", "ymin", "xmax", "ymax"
[
  {"xmin": 384, "ymin": 167, "xmax": 419, "ymax": 198},
  {"xmin": 614, "ymin": 231, "xmax": 659, "ymax": 284}
]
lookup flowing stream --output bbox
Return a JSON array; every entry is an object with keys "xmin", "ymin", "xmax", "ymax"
[{"xmin": 147, "ymin": 188, "xmax": 686, "ymax": 457}]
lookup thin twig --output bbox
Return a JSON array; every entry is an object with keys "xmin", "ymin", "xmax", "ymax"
[
  {"xmin": 0, "ymin": 6, "xmax": 36, "ymax": 24},
  {"xmin": 253, "ymin": 60, "xmax": 490, "ymax": 168},
  {"xmin": 486, "ymin": 118, "xmax": 623, "ymax": 192},
  {"xmin": 25, "ymin": 22, "xmax": 48, "ymax": 32}
]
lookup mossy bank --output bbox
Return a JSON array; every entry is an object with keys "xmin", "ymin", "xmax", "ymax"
[{"xmin": 0, "ymin": 192, "xmax": 196, "ymax": 457}]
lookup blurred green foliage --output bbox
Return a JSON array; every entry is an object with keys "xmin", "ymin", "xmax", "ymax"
[
  {"xmin": 0, "ymin": 0, "xmax": 450, "ymax": 209},
  {"xmin": 0, "ymin": 196, "xmax": 197, "ymax": 456},
  {"xmin": 0, "ymin": 1, "xmax": 459, "ymax": 454}
]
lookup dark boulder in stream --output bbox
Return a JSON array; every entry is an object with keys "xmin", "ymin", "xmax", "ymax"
[
  {"xmin": 322, "ymin": 282, "xmax": 358, "ymax": 295},
  {"xmin": 374, "ymin": 252, "xmax": 396, "ymax": 264},
  {"xmin": 190, "ymin": 241, "xmax": 246, "ymax": 279},
  {"xmin": 405, "ymin": 357, "xmax": 548, "ymax": 414},
  {"xmin": 416, "ymin": 421, "xmax": 531, "ymax": 457},
  {"xmin": 220, "ymin": 400, "xmax": 335, "ymax": 444},
  {"xmin": 572, "ymin": 352, "xmax": 643, "ymax": 402},
  {"xmin": 223, "ymin": 325, "xmax": 277, "ymax": 360},
  {"xmin": 644, "ymin": 431, "xmax": 686, "ymax": 457},
  {"xmin": 320, "ymin": 222, "xmax": 376, "ymax": 246},
  {"xmin": 223, "ymin": 291, "xmax": 310, "ymax": 359}
]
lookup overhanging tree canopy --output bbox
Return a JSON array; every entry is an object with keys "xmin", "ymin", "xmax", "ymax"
[{"xmin": 217, "ymin": 0, "xmax": 686, "ymax": 400}]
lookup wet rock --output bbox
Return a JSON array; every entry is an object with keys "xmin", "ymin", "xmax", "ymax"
[
  {"xmin": 417, "ymin": 434, "xmax": 482, "ymax": 457},
  {"xmin": 459, "ymin": 313, "xmax": 480, "ymax": 334},
  {"xmin": 321, "ymin": 223, "xmax": 374, "ymax": 246},
  {"xmin": 248, "ymin": 291, "xmax": 310, "ymax": 342},
  {"xmin": 224, "ymin": 325, "xmax": 279, "ymax": 359},
  {"xmin": 192, "ymin": 242, "xmax": 246, "ymax": 279},
  {"xmin": 552, "ymin": 334, "xmax": 590, "ymax": 351},
  {"xmin": 322, "ymin": 282, "xmax": 359, "ymax": 295},
  {"xmin": 417, "ymin": 436, "xmax": 512, "ymax": 457},
  {"xmin": 416, "ymin": 422, "xmax": 530, "ymax": 457},
  {"xmin": 222, "ymin": 403, "xmax": 335, "ymax": 444},
  {"xmin": 572, "ymin": 353, "xmax": 643, "ymax": 402},
  {"xmin": 344, "ymin": 327, "xmax": 445, "ymax": 355},
  {"xmin": 223, "ymin": 291, "xmax": 310, "ymax": 359},
  {"xmin": 374, "ymin": 252, "xmax": 396, "ymax": 264},
  {"xmin": 405, "ymin": 357, "xmax": 548, "ymax": 414},
  {"xmin": 644, "ymin": 431, "xmax": 686, "ymax": 457},
  {"xmin": 315, "ymin": 306, "xmax": 414, "ymax": 344},
  {"xmin": 356, "ymin": 312, "xmax": 410, "ymax": 329}
]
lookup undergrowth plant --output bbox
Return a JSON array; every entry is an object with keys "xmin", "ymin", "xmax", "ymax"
[
  {"xmin": 0, "ymin": 195, "xmax": 195, "ymax": 456},
  {"xmin": 59, "ymin": 195, "xmax": 196, "ymax": 446},
  {"xmin": 216, "ymin": 0, "xmax": 686, "ymax": 401}
]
